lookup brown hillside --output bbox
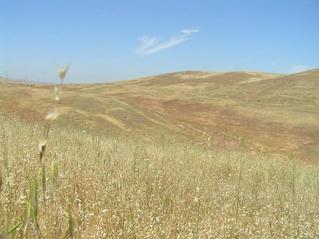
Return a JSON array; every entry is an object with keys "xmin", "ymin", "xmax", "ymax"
[{"xmin": 0, "ymin": 70, "xmax": 318, "ymax": 161}]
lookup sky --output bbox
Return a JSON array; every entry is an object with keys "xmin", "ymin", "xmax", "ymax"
[{"xmin": 1, "ymin": 0, "xmax": 319, "ymax": 83}]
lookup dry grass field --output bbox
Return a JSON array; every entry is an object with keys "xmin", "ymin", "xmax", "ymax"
[{"xmin": 0, "ymin": 69, "xmax": 319, "ymax": 238}]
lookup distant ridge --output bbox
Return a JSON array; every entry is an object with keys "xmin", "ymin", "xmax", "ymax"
[{"xmin": 0, "ymin": 76, "xmax": 54, "ymax": 85}]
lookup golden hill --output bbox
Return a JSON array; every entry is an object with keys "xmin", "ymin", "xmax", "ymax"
[{"xmin": 0, "ymin": 70, "xmax": 318, "ymax": 161}]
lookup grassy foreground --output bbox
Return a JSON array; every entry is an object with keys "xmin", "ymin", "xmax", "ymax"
[{"xmin": 0, "ymin": 117, "xmax": 319, "ymax": 238}]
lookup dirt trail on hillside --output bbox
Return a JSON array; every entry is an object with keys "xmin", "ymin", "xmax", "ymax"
[{"xmin": 120, "ymin": 95, "xmax": 319, "ymax": 161}]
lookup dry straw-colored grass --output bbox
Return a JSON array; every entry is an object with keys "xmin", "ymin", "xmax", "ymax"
[
  {"xmin": 0, "ymin": 66, "xmax": 319, "ymax": 238},
  {"xmin": 0, "ymin": 117, "xmax": 319, "ymax": 238}
]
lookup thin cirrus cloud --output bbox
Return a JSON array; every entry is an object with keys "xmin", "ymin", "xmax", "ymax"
[{"xmin": 135, "ymin": 29, "xmax": 199, "ymax": 56}]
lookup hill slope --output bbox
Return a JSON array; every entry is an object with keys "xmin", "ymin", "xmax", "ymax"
[{"xmin": 0, "ymin": 70, "xmax": 318, "ymax": 161}]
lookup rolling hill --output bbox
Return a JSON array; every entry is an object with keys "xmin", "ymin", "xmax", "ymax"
[
  {"xmin": 1, "ymin": 70, "xmax": 319, "ymax": 237},
  {"xmin": 0, "ymin": 70, "xmax": 318, "ymax": 161}
]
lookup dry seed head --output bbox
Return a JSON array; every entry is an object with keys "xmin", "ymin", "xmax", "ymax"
[
  {"xmin": 46, "ymin": 108, "xmax": 59, "ymax": 121},
  {"xmin": 39, "ymin": 140, "xmax": 47, "ymax": 162},
  {"xmin": 54, "ymin": 86, "xmax": 62, "ymax": 101},
  {"xmin": 38, "ymin": 140, "xmax": 46, "ymax": 153},
  {"xmin": 58, "ymin": 65, "xmax": 69, "ymax": 80}
]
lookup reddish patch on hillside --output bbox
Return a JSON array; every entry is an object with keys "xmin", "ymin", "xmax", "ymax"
[{"xmin": 120, "ymin": 95, "xmax": 319, "ymax": 161}]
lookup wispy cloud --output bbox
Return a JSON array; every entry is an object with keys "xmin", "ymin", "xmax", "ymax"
[
  {"xmin": 288, "ymin": 65, "xmax": 313, "ymax": 73},
  {"xmin": 136, "ymin": 28, "xmax": 199, "ymax": 56}
]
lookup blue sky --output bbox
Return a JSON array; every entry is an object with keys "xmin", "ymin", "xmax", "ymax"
[{"xmin": 1, "ymin": 0, "xmax": 318, "ymax": 83}]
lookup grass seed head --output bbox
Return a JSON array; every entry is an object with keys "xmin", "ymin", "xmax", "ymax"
[
  {"xmin": 54, "ymin": 86, "xmax": 62, "ymax": 101},
  {"xmin": 58, "ymin": 65, "xmax": 69, "ymax": 81},
  {"xmin": 38, "ymin": 140, "xmax": 47, "ymax": 162}
]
